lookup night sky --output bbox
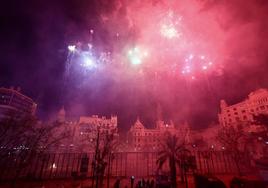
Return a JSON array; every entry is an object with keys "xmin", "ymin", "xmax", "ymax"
[{"xmin": 1, "ymin": 0, "xmax": 268, "ymax": 132}]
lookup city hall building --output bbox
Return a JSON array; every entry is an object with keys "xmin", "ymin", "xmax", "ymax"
[{"xmin": 127, "ymin": 118, "xmax": 191, "ymax": 151}]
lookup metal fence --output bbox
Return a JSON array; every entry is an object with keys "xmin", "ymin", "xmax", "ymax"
[{"xmin": 0, "ymin": 151, "xmax": 254, "ymax": 181}]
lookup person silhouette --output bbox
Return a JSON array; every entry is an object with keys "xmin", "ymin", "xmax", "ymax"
[
  {"xmin": 114, "ymin": 179, "xmax": 120, "ymax": 188},
  {"xmin": 150, "ymin": 179, "xmax": 155, "ymax": 188},
  {"xmin": 131, "ymin": 176, "xmax": 135, "ymax": 188}
]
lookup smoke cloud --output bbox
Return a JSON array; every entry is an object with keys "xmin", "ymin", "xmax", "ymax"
[{"xmin": 1, "ymin": 0, "xmax": 268, "ymax": 131}]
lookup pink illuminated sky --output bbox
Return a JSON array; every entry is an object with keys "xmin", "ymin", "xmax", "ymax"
[{"xmin": 1, "ymin": 0, "xmax": 268, "ymax": 130}]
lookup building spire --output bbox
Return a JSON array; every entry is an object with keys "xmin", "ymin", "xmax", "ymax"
[
  {"xmin": 57, "ymin": 106, "xmax": 66, "ymax": 122},
  {"xmin": 220, "ymin": 100, "xmax": 227, "ymax": 110},
  {"xmin": 156, "ymin": 103, "xmax": 163, "ymax": 121},
  {"xmin": 133, "ymin": 117, "xmax": 144, "ymax": 129}
]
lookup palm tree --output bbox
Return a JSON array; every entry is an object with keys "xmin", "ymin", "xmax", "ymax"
[{"xmin": 157, "ymin": 132, "xmax": 190, "ymax": 188}]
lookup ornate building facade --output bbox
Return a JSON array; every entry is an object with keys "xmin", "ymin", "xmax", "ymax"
[
  {"xmin": 73, "ymin": 115, "xmax": 119, "ymax": 151},
  {"xmin": 127, "ymin": 118, "xmax": 191, "ymax": 151},
  {"xmin": 218, "ymin": 89, "xmax": 268, "ymax": 158},
  {"xmin": 0, "ymin": 87, "xmax": 37, "ymax": 120},
  {"xmin": 56, "ymin": 108, "xmax": 119, "ymax": 152},
  {"xmin": 218, "ymin": 88, "xmax": 268, "ymax": 130}
]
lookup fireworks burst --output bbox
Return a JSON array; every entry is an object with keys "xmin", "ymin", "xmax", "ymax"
[
  {"xmin": 160, "ymin": 24, "xmax": 179, "ymax": 39},
  {"xmin": 68, "ymin": 45, "xmax": 76, "ymax": 52},
  {"xmin": 65, "ymin": 5, "xmax": 222, "ymax": 83},
  {"xmin": 181, "ymin": 53, "xmax": 215, "ymax": 79},
  {"xmin": 127, "ymin": 47, "xmax": 149, "ymax": 65},
  {"xmin": 160, "ymin": 10, "xmax": 182, "ymax": 39}
]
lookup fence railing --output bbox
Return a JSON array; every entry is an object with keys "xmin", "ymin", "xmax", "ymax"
[{"xmin": 0, "ymin": 151, "xmax": 255, "ymax": 181}]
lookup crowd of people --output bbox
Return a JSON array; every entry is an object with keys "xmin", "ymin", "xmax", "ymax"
[{"xmin": 113, "ymin": 177, "xmax": 155, "ymax": 188}]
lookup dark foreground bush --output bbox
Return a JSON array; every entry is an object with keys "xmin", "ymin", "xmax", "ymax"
[
  {"xmin": 230, "ymin": 177, "xmax": 266, "ymax": 188},
  {"xmin": 194, "ymin": 174, "xmax": 226, "ymax": 188}
]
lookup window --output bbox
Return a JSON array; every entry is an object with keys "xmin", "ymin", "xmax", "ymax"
[
  {"xmin": 242, "ymin": 110, "xmax": 246, "ymax": 113},
  {"xmin": 233, "ymin": 108, "xmax": 237, "ymax": 111},
  {"xmin": 260, "ymin": 106, "xmax": 265, "ymax": 110},
  {"xmin": 243, "ymin": 116, "xmax": 247, "ymax": 120},
  {"xmin": 235, "ymin": 117, "xmax": 240, "ymax": 121},
  {"xmin": 234, "ymin": 112, "xmax": 238, "ymax": 115}
]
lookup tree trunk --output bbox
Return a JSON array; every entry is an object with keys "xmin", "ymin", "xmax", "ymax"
[
  {"xmin": 180, "ymin": 164, "xmax": 185, "ymax": 183},
  {"xmin": 184, "ymin": 167, "xmax": 188, "ymax": 188},
  {"xmin": 233, "ymin": 152, "xmax": 242, "ymax": 176},
  {"xmin": 170, "ymin": 157, "xmax": 177, "ymax": 188},
  {"xmin": 107, "ymin": 154, "xmax": 111, "ymax": 188},
  {"xmin": 234, "ymin": 158, "xmax": 241, "ymax": 176}
]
